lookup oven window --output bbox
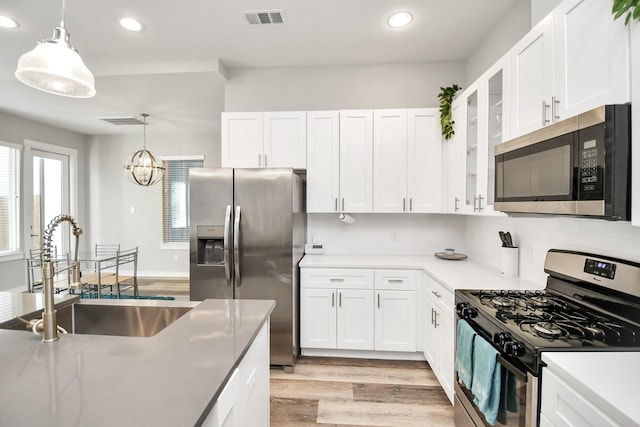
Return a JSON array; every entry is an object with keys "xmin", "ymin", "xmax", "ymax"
[{"xmin": 457, "ymin": 359, "xmax": 529, "ymax": 426}]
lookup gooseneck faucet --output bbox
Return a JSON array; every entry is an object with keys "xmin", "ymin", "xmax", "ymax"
[{"xmin": 39, "ymin": 214, "xmax": 83, "ymax": 342}]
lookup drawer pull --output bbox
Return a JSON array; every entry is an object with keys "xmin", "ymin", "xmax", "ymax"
[
  {"xmin": 388, "ymin": 279, "xmax": 404, "ymax": 283},
  {"xmin": 431, "ymin": 308, "xmax": 435, "ymax": 325},
  {"xmin": 339, "ymin": 292, "xmax": 342, "ymax": 307},
  {"xmin": 329, "ymin": 278, "xmax": 344, "ymax": 282},
  {"xmin": 332, "ymin": 292, "xmax": 335, "ymax": 307},
  {"xmin": 377, "ymin": 293, "xmax": 380, "ymax": 308},
  {"xmin": 434, "ymin": 310, "xmax": 439, "ymax": 328},
  {"xmin": 431, "ymin": 290, "xmax": 442, "ymax": 298}
]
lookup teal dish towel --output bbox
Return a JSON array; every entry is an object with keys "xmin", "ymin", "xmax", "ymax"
[
  {"xmin": 470, "ymin": 335, "xmax": 502, "ymax": 425},
  {"xmin": 454, "ymin": 319, "xmax": 476, "ymax": 388}
]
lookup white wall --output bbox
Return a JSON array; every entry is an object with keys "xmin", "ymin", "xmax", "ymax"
[
  {"xmin": 308, "ymin": 214, "xmax": 466, "ymax": 256},
  {"xmin": 0, "ymin": 110, "xmax": 88, "ymax": 291},
  {"xmin": 86, "ymin": 132, "xmax": 218, "ymax": 277},
  {"xmin": 465, "ymin": 215, "xmax": 640, "ymax": 285},
  {"xmin": 465, "ymin": 0, "xmax": 531, "ymax": 83},
  {"xmin": 225, "ymin": 62, "xmax": 466, "ymax": 111}
]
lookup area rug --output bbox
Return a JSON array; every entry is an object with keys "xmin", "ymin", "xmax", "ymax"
[{"xmin": 80, "ymin": 294, "xmax": 175, "ymax": 300}]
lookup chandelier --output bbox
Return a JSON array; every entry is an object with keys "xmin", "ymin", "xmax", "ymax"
[{"xmin": 123, "ymin": 113, "xmax": 165, "ymax": 186}]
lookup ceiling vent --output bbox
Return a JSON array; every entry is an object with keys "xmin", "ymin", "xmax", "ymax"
[
  {"xmin": 99, "ymin": 116, "xmax": 146, "ymax": 126},
  {"xmin": 243, "ymin": 10, "xmax": 285, "ymax": 25}
]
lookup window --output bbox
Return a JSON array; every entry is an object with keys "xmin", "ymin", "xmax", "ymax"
[
  {"xmin": 162, "ymin": 157, "xmax": 204, "ymax": 243},
  {"xmin": 0, "ymin": 142, "xmax": 21, "ymax": 255}
]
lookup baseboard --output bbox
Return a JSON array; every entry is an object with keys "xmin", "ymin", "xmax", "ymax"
[{"xmin": 300, "ymin": 348, "xmax": 426, "ymax": 361}]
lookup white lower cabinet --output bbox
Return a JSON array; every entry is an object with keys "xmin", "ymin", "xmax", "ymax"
[
  {"xmin": 203, "ymin": 320, "xmax": 270, "ymax": 427},
  {"xmin": 301, "ymin": 268, "xmax": 417, "ymax": 353},
  {"xmin": 423, "ymin": 274, "xmax": 454, "ymax": 403},
  {"xmin": 541, "ymin": 367, "xmax": 618, "ymax": 427}
]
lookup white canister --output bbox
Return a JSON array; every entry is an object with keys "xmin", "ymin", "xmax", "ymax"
[{"xmin": 500, "ymin": 247, "xmax": 519, "ymax": 277}]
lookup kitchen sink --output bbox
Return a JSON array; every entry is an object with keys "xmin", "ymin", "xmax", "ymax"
[{"xmin": 0, "ymin": 299, "xmax": 199, "ymax": 338}]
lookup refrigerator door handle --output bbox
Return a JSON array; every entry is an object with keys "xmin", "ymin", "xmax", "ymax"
[
  {"xmin": 234, "ymin": 206, "xmax": 241, "ymax": 286},
  {"xmin": 224, "ymin": 205, "xmax": 232, "ymax": 286}
]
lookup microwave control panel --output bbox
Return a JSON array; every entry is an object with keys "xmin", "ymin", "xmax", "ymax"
[{"xmin": 579, "ymin": 139, "xmax": 599, "ymax": 192}]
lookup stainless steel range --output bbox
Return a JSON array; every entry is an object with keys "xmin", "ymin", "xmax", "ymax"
[{"xmin": 454, "ymin": 249, "xmax": 640, "ymax": 427}]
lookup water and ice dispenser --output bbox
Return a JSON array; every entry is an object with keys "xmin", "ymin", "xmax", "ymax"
[{"xmin": 196, "ymin": 225, "xmax": 225, "ymax": 265}]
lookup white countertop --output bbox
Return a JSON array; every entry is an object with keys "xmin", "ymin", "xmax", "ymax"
[
  {"xmin": 542, "ymin": 352, "xmax": 640, "ymax": 427},
  {"xmin": 300, "ymin": 254, "xmax": 544, "ymax": 292},
  {"xmin": 0, "ymin": 298, "xmax": 274, "ymax": 426}
]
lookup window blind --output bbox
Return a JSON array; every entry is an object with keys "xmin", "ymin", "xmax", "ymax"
[
  {"xmin": 0, "ymin": 143, "xmax": 20, "ymax": 253},
  {"xmin": 162, "ymin": 158, "xmax": 203, "ymax": 243}
]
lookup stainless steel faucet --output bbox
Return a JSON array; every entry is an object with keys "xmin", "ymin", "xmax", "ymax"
[{"xmin": 39, "ymin": 214, "xmax": 83, "ymax": 342}]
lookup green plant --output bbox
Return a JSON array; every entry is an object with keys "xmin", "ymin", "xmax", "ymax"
[
  {"xmin": 612, "ymin": 0, "xmax": 640, "ymax": 24},
  {"xmin": 438, "ymin": 84, "xmax": 461, "ymax": 141}
]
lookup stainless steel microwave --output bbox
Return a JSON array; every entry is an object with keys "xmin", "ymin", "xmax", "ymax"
[{"xmin": 494, "ymin": 104, "xmax": 631, "ymax": 220}]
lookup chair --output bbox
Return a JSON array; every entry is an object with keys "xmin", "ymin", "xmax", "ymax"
[
  {"xmin": 81, "ymin": 246, "xmax": 138, "ymax": 298},
  {"xmin": 80, "ymin": 244, "xmax": 121, "ymax": 297},
  {"xmin": 27, "ymin": 247, "xmax": 69, "ymax": 293}
]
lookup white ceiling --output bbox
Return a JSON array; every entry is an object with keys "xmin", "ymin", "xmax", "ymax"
[{"xmin": 0, "ymin": 0, "xmax": 516, "ymax": 135}]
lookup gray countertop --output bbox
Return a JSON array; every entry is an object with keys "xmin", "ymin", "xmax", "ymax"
[{"xmin": 0, "ymin": 296, "xmax": 275, "ymax": 426}]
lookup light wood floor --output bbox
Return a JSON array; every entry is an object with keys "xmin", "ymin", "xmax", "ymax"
[
  {"xmin": 270, "ymin": 357, "xmax": 454, "ymax": 427},
  {"xmin": 137, "ymin": 279, "xmax": 455, "ymax": 426}
]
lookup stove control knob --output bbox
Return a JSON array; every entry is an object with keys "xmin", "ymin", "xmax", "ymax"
[
  {"xmin": 504, "ymin": 341, "xmax": 525, "ymax": 357},
  {"xmin": 456, "ymin": 303, "xmax": 477, "ymax": 319},
  {"xmin": 493, "ymin": 332, "xmax": 512, "ymax": 347}
]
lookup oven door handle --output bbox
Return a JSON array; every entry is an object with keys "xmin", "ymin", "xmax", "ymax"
[{"xmin": 496, "ymin": 354, "xmax": 527, "ymax": 381}]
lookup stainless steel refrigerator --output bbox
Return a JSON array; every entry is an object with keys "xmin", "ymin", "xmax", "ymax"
[{"xmin": 189, "ymin": 168, "xmax": 306, "ymax": 370}]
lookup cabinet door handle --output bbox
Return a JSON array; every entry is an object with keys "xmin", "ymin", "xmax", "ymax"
[
  {"xmin": 477, "ymin": 194, "xmax": 484, "ymax": 212},
  {"xmin": 431, "ymin": 290, "xmax": 441, "ymax": 298},
  {"xmin": 388, "ymin": 279, "xmax": 404, "ymax": 283},
  {"xmin": 431, "ymin": 308, "xmax": 435, "ymax": 325},
  {"xmin": 454, "ymin": 197, "xmax": 459, "ymax": 212},
  {"xmin": 341, "ymin": 198, "xmax": 345, "ymax": 211},
  {"xmin": 473, "ymin": 195, "xmax": 479, "ymax": 212},
  {"xmin": 335, "ymin": 198, "xmax": 338, "ymax": 212},
  {"xmin": 339, "ymin": 292, "xmax": 342, "ymax": 307},
  {"xmin": 542, "ymin": 100, "xmax": 550, "ymax": 126},
  {"xmin": 410, "ymin": 198, "xmax": 413, "ymax": 212},
  {"xmin": 552, "ymin": 96, "xmax": 560, "ymax": 123},
  {"xmin": 258, "ymin": 154, "xmax": 262, "ymax": 167},
  {"xmin": 329, "ymin": 278, "xmax": 344, "ymax": 282},
  {"xmin": 377, "ymin": 293, "xmax": 380, "ymax": 308},
  {"xmin": 332, "ymin": 292, "xmax": 335, "ymax": 307},
  {"xmin": 403, "ymin": 198, "xmax": 406, "ymax": 212},
  {"xmin": 434, "ymin": 310, "xmax": 439, "ymax": 328},
  {"xmin": 264, "ymin": 154, "xmax": 268, "ymax": 167}
]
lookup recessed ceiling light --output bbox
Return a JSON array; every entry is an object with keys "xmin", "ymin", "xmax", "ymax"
[
  {"xmin": 120, "ymin": 17, "xmax": 143, "ymax": 32},
  {"xmin": 0, "ymin": 15, "xmax": 19, "ymax": 29},
  {"xmin": 387, "ymin": 11, "xmax": 413, "ymax": 28}
]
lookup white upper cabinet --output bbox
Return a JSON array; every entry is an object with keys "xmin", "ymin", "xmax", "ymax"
[
  {"xmin": 221, "ymin": 111, "xmax": 306, "ymax": 168},
  {"xmin": 510, "ymin": 0, "xmax": 630, "ymax": 139},
  {"xmin": 373, "ymin": 108, "xmax": 442, "ymax": 213},
  {"xmin": 553, "ymin": 0, "xmax": 630, "ymax": 120},
  {"xmin": 339, "ymin": 110, "xmax": 374, "ymax": 213},
  {"xmin": 373, "ymin": 109, "xmax": 408, "ymax": 213},
  {"xmin": 306, "ymin": 111, "xmax": 341, "ymax": 213},
  {"xmin": 221, "ymin": 112, "xmax": 264, "ymax": 168},
  {"xmin": 510, "ymin": 14, "xmax": 554, "ymax": 138},
  {"xmin": 263, "ymin": 111, "xmax": 307, "ymax": 168},
  {"xmin": 447, "ymin": 54, "xmax": 508, "ymax": 216},
  {"xmin": 407, "ymin": 109, "xmax": 442, "ymax": 213}
]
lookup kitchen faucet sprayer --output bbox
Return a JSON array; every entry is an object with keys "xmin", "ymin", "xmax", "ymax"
[{"xmin": 38, "ymin": 214, "xmax": 83, "ymax": 342}]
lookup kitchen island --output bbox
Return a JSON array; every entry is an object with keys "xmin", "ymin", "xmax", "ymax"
[{"xmin": 0, "ymin": 294, "xmax": 274, "ymax": 426}]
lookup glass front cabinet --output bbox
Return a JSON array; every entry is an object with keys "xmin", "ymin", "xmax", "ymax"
[{"xmin": 446, "ymin": 54, "xmax": 509, "ymax": 216}]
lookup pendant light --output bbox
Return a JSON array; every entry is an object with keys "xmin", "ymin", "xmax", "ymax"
[
  {"xmin": 123, "ymin": 113, "xmax": 165, "ymax": 186},
  {"xmin": 15, "ymin": 0, "xmax": 95, "ymax": 98}
]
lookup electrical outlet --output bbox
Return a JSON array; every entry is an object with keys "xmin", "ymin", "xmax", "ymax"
[{"xmin": 130, "ymin": 206, "xmax": 135, "ymax": 214}]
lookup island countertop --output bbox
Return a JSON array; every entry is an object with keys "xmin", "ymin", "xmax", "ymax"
[{"xmin": 0, "ymin": 297, "xmax": 275, "ymax": 426}]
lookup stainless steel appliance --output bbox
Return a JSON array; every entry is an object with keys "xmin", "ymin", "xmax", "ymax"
[
  {"xmin": 454, "ymin": 249, "xmax": 640, "ymax": 426},
  {"xmin": 189, "ymin": 168, "xmax": 306, "ymax": 370},
  {"xmin": 494, "ymin": 104, "xmax": 631, "ymax": 219}
]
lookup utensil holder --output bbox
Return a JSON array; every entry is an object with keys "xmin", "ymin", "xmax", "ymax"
[{"xmin": 500, "ymin": 247, "xmax": 519, "ymax": 277}]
